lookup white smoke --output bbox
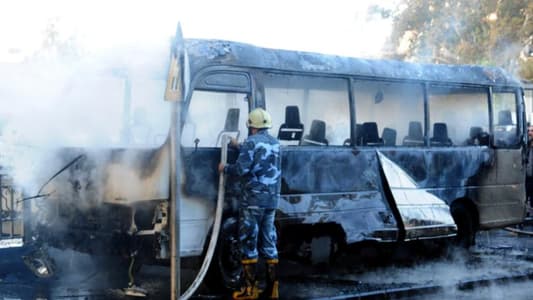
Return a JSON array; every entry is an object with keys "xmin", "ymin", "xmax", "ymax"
[{"xmin": 0, "ymin": 39, "xmax": 172, "ymax": 195}]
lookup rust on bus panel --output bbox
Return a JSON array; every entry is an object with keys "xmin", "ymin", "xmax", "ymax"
[{"xmin": 277, "ymin": 147, "xmax": 496, "ymax": 243}]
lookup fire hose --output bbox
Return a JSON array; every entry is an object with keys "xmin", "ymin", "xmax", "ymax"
[{"xmin": 180, "ymin": 134, "xmax": 229, "ymax": 299}]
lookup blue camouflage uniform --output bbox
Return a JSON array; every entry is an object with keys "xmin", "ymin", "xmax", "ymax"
[{"xmin": 224, "ymin": 129, "xmax": 281, "ymax": 261}]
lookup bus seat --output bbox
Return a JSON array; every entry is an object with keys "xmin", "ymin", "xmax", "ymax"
[
  {"xmin": 495, "ymin": 109, "xmax": 518, "ymax": 146},
  {"xmin": 403, "ymin": 121, "xmax": 424, "ymax": 146},
  {"xmin": 361, "ymin": 122, "xmax": 384, "ymax": 146},
  {"xmin": 430, "ymin": 122, "xmax": 453, "ymax": 146},
  {"xmin": 466, "ymin": 126, "xmax": 490, "ymax": 146},
  {"xmin": 301, "ymin": 120, "xmax": 328, "ymax": 146},
  {"xmin": 343, "ymin": 138, "xmax": 351, "ymax": 146},
  {"xmin": 216, "ymin": 108, "xmax": 240, "ymax": 146},
  {"xmin": 466, "ymin": 126, "xmax": 482, "ymax": 145},
  {"xmin": 498, "ymin": 110, "xmax": 513, "ymax": 125},
  {"xmin": 382, "ymin": 127, "xmax": 397, "ymax": 146},
  {"xmin": 278, "ymin": 106, "xmax": 304, "ymax": 144}
]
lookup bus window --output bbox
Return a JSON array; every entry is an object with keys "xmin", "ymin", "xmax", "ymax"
[
  {"xmin": 525, "ymin": 86, "xmax": 533, "ymax": 123},
  {"xmin": 263, "ymin": 74, "xmax": 350, "ymax": 146},
  {"xmin": 129, "ymin": 78, "xmax": 170, "ymax": 147},
  {"xmin": 182, "ymin": 90, "xmax": 249, "ymax": 147},
  {"xmin": 428, "ymin": 86, "xmax": 489, "ymax": 146},
  {"xmin": 493, "ymin": 91, "xmax": 519, "ymax": 147},
  {"xmin": 353, "ymin": 81, "xmax": 424, "ymax": 147}
]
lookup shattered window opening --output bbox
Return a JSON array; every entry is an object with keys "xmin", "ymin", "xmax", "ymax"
[{"xmin": 263, "ymin": 73, "xmax": 350, "ymax": 146}]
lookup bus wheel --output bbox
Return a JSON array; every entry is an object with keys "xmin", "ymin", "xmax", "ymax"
[
  {"xmin": 206, "ymin": 217, "xmax": 242, "ymax": 292},
  {"xmin": 451, "ymin": 203, "xmax": 476, "ymax": 248}
]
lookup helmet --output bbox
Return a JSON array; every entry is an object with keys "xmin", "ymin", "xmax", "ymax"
[{"xmin": 247, "ymin": 108, "xmax": 272, "ymax": 129}]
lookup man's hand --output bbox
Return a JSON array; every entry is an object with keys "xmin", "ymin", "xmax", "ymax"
[
  {"xmin": 229, "ymin": 137, "xmax": 239, "ymax": 148},
  {"xmin": 218, "ymin": 163, "xmax": 225, "ymax": 174}
]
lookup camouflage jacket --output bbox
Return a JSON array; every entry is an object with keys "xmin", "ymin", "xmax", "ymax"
[{"xmin": 224, "ymin": 129, "xmax": 281, "ymax": 209}]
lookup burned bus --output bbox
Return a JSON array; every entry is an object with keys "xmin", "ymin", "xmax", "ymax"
[{"xmin": 0, "ymin": 27, "xmax": 528, "ymax": 292}]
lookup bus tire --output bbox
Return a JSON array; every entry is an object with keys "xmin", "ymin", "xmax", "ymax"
[
  {"xmin": 205, "ymin": 217, "xmax": 242, "ymax": 292},
  {"xmin": 451, "ymin": 203, "xmax": 476, "ymax": 248}
]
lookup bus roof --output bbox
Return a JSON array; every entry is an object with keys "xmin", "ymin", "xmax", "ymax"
[{"xmin": 186, "ymin": 38, "xmax": 522, "ymax": 88}]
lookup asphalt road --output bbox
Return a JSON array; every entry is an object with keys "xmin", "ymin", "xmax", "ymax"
[{"xmin": 2, "ymin": 225, "xmax": 533, "ymax": 299}]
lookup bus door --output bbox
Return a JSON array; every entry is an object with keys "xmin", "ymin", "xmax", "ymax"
[
  {"xmin": 179, "ymin": 81, "xmax": 250, "ymax": 254},
  {"xmin": 483, "ymin": 90, "xmax": 526, "ymax": 227}
]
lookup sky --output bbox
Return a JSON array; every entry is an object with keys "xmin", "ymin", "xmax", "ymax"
[
  {"xmin": 0, "ymin": 0, "xmax": 400, "ymax": 150},
  {"xmin": 0, "ymin": 0, "xmax": 399, "ymax": 62}
]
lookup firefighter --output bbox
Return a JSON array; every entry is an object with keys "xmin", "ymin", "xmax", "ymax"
[{"xmin": 218, "ymin": 108, "xmax": 281, "ymax": 300}]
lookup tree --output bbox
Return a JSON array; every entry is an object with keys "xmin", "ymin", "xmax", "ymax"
[
  {"xmin": 385, "ymin": 0, "xmax": 533, "ymax": 81},
  {"xmin": 31, "ymin": 17, "xmax": 83, "ymax": 62}
]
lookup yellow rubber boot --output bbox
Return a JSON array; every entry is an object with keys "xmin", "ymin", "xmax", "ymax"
[
  {"xmin": 262, "ymin": 259, "xmax": 279, "ymax": 299},
  {"xmin": 233, "ymin": 261, "xmax": 260, "ymax": 300}
]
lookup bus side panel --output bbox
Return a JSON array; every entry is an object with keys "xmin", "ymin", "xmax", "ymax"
[
  {"xmin": 382, "ymin": 147, "xmax": 491, "ymax": 201},
  {"xmin": 379, "ymin": 147, "xmax": 490, "ymax": 240},
  {"xmin": 278, "ymin": 147, "xmax": 398, "ymax": 244},
  {"xmin": 377, "ymin": 151, "xmax": 457, "ymax": 241},
  {"xmin": 382, "ymin": 147, "xmax": 525, "ymax": 229}
]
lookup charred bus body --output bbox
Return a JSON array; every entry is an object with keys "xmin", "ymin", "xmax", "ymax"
[
  {"xmin": 178, "ymin": 39, "xmax": 526, "ymax": 285},
  {"xmin": 0, "ymin": 33, "xmax": 527, "ymax": 289},
  {"xmin": 180, "ymin": 39, "xmax": 526, "ymax": 236}
]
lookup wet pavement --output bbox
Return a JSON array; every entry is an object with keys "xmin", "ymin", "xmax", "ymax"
[{"xmin": 2, "ymin": 225, "xmax": 533, "ymax": 299}]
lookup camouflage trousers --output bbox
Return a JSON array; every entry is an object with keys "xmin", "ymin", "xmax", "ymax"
[{"xmin": 238, "ymin": 207, "xmax": 278, "ymax": 261}]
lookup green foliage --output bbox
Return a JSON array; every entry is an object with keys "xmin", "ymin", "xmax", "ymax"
[
  {"xmin": 387, "ymin": 0, "xmax": 533, "ymax": 81},
  {"xmin": 521, "ymin": 60, "xmax": 533, "ymax": 80}
]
